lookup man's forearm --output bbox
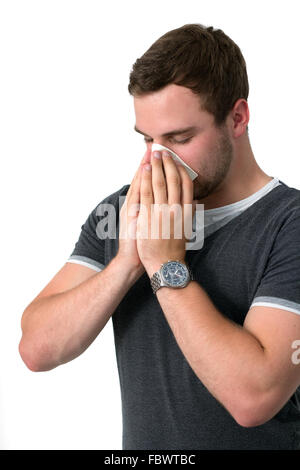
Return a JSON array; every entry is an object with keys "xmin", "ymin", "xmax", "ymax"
[
  {"xmin": 19, "ymin": 256, "xmax": 141, "ymax": 371},
  {"xmin": 154, "ymin": 279, "xmax": 269, "ymax": 425}
]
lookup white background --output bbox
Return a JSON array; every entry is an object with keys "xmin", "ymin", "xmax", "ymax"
[{"xmin": 0, "ymin": 0, "xmax": 299, "ymax": 450}]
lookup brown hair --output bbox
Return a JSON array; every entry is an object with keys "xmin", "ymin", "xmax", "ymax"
[{"xmin": 128, "ymin": 23, "xmax": 249, "ymax": 127}]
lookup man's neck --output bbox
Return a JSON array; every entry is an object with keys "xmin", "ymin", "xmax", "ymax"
[{"xmin": 195, "ymin": 147, "xmax": 272, "ymax": 210}]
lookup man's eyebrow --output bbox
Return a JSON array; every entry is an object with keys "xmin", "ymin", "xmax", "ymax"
[{"xmin": 134, "ymin": 125, "xmax": 199, "ymax": 137}]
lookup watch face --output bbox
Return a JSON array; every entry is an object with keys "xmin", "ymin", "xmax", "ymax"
[{"xmin": 161, "ymin": 261, "xmax": 189, "ymax": 287}]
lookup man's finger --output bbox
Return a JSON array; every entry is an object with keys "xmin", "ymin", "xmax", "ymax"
[{"xmin": 126, "ymin": 151, "xmax": 147, "ymax": 200}]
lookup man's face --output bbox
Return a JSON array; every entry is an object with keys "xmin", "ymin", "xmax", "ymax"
[{"xmin": 134, "ymin": 84, "xmax": 233, "ymax": 201}]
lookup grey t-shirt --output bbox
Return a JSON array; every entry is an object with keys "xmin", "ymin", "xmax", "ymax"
[{"xmin": 67, "ymin": 178, "xmax": 300, "ymax": 450}]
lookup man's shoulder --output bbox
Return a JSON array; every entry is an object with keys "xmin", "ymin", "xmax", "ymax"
[
  {"xmin": 273, "ymin": 180, "xmax": 300, "ymax": 216},
  {"xmin": 88, "ymin": 184, "xmax": 130, "ymax": 217},
  {"xmin": 96, "ymin": 184, "xmax": 130, "ymax": 206},
  {"xmin": 260, "ymin": 180, "xmax": 300, "ymax": 219},
  {"xmin": 258, "ymin": 181, "xmax": 300, "ymax": 241},
  {"xmin": 278, "ymin": 179, "xmax": 300, "ymax": 196}
]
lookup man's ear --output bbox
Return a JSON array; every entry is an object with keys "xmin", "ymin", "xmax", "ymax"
[{"xmin": 230, "ymin": 98, "xmax": 249, "ymax": 138}]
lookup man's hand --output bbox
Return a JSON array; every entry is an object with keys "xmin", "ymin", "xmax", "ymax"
[
  {"xmin": 136, "ymin": 150, "xmax": 196, "ymax": 278},
  {"xmin": 117, "ymin": 148, "xmax": 151, "ymax": 279}
]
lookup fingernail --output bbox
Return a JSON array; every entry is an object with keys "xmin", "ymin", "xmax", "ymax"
[
  {"xmin": 144, "ymin": 164, "xmax": 152, "ymax": 171},
  {"xmin": 162, "ymin": 150, "xmax": 171, "ymax": 157},
  {"xmin": 153, "ymin": 151, "xmax": 161, "ymax": 159}
]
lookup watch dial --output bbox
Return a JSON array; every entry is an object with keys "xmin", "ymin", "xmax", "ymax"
[{"xmin": 161, "ymin": 261, "xmax": 188, "ymax": 286}]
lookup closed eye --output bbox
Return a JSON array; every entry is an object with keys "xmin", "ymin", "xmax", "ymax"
[{"xmin": 144, "ymin": 136, "xmax": 192, "ymax": 145}]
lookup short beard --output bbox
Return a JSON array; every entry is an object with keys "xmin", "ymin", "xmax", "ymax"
[{"xmin": 193, "ymin": 127, "xmax": 233, "ymax": 200}]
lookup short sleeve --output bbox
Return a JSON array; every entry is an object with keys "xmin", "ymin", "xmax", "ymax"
[
  {"xmin": 250, "ymin": 207, "xmax": 300, "ymax": 316},
  {"xmin": 67, "ymin": 185, "xmax": 128, "ymax": 272}
]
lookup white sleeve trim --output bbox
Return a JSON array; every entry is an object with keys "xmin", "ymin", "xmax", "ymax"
[
  {"xmin": 250, "ymin": 301, "xmax": 300, "ymax": 316},
  {"xmin": 67, "ymin": 259, "xmax": 103, "ymax": 272}
]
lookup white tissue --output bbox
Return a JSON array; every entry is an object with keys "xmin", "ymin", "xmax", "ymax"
[{"xmin": 151, "ymin": 143, "xmax": 198, "ymax": 181}]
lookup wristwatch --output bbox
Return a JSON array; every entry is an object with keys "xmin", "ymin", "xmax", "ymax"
[{"xmin": 150, "ymin": 260, "xmax": 193, "ymax": 295}]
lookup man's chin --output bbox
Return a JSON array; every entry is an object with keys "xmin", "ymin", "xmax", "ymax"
[{"xmin": 193, "ymin": 180, "xmax": 210, "ymax": 201}]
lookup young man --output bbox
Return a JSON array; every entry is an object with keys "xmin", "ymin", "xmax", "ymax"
[{"xmin": 19, "ymin": 24, "xmax": 300, "ymax": 450}]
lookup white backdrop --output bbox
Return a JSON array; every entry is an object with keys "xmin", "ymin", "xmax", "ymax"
[{"xmin": 0, "ymin": 0, "xmax": 299, "ymax": 450}]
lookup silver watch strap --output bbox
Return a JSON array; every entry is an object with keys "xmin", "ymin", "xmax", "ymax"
[{"xmin": 150, "ymin": 271, "xmax": 162, "ymax": 295}]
